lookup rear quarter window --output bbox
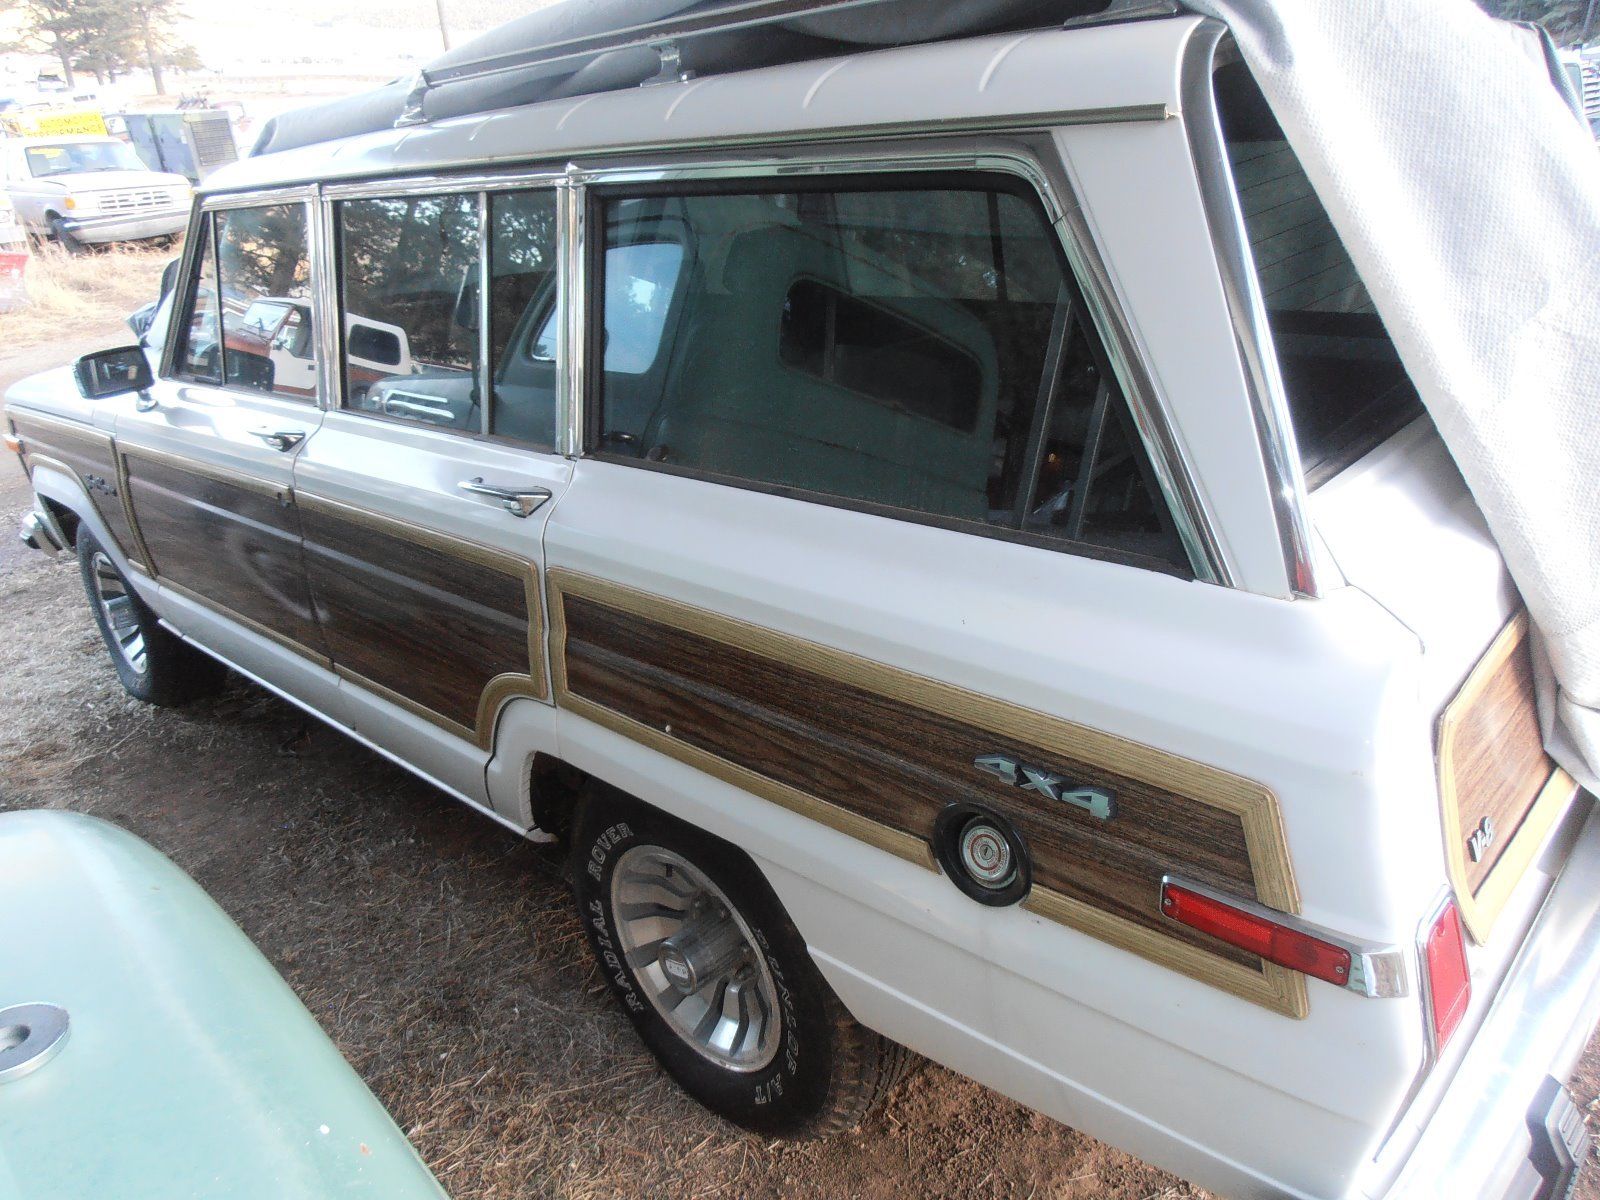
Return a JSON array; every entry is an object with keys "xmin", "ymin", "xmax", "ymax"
[{"xmin": 1215, "ymin": 61, "xmax": 1423, "ymax": 488}]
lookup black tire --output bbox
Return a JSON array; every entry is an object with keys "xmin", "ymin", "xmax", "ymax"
[
  {"xmin": 77, "ymin": 530, "xmax": 225, "ymax": 705},
  {"xmin": 572, "ymin": 785, "xmax": 913, "ymax": 1139}
]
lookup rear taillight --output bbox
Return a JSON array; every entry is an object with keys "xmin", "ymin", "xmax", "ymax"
[
  {"xmin": 1160, "ymin": 880, "xmax": 1353, "ymax": 987},
  {"xmin": 1423, "ymin": 899, "xmax": 1471, "ymax": 1050}
]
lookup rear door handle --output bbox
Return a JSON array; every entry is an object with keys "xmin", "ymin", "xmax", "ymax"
[
  {"xmin": 249, "ymin": 428, "xmax": 306, "ymax": 452},
  {"xmin": 459, "ymin": 477, "xmax": 552, "ymax": 518}
]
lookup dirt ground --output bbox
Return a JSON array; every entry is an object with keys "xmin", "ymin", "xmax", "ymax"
[{"xmin": 2, "ymin": 307, "xmax": 1599, "ymax": 1199}]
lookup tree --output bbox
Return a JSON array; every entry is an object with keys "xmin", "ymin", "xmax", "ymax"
[
  {"xmin": 1, "ymin": 0, "xmax": 119, "ymax": 88},
  {"xmin": 121, "ymin": 0, "xmax": 194, "ymax": 96},
  {"xmin": 1476, "ymin": 0, "xmax": 1600, "ymax": 45}
]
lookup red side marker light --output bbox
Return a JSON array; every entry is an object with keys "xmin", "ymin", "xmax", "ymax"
[
  {"xmin": 3, "ymin": 432, "xmax": 20, "ymax": 455},
  {"xmin": 1161, "ymin": 881, "xmax": 1353, "ymax": 987},
  {"xmin": 1423, "ymin": 900, "xmax": 1471, "ymax": 1051}
]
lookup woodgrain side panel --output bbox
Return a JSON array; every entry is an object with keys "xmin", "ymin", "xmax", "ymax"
[
  {"xmin": 549, "ymin": 569, "xmax": 1307, "ymax": 1018},
  {"xmin": 11, "ymin": 412, "xmax": 146, "ymax": 570},
  {"xmin": 121, "ymin": 449, "xmax": 328, "ymax": 658},
  {"xmin": 297, "ymin": 493, "xmax": 545, "ymax": 746},
  {"xmin": 1438, "ymin": 612, "xmax": 1579, "ymax": 942}
]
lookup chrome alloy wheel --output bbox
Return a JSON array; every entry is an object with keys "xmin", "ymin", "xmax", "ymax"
[
  {"xmin": 610, "ymin": 845, "xmax": 781, "ymax": 1072},
  {"xmin": 90, "ymin": 551, "xmax": 147, "ymax": 676}
]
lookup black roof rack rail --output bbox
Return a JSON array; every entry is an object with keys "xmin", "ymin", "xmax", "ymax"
[{"xmin": 395, "ymin": 0, "xmax": 1183, "ymax": 128}]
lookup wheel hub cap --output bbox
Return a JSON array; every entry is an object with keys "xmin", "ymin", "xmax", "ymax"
[
  {"xmin": 90, "ymin": 551, "xmax": 147, "ymax": 676},
  {"xmin": 611, "ymin": 845, "xmax": 781, "ymax": 1072}
]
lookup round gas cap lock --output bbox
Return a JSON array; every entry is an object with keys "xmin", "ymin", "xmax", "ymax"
[
  {"xmin": 959, "ymin": 821, "xmax": 1013, "ymax": 886},
  {"xmin": 0, "ymin": 1003, "xmax": 70, "ymax": 1084},
  {"xmin": 933, "ymin": 803, "xmax": 1031, "ymax": 907}
]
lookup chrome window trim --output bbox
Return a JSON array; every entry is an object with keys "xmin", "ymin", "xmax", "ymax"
[
  {"xmin": 1178, "ymin": 20, "xmax": 1327, "ymax": 597},
  {"xmin": 223, "ymin": 131, "xmax": 1230, "ymax": 583},
  {"xmin": 200, "ymin": 106, "xmax": 1172, "ymax": 202},
  {"xmin": 557, "ymin": 171, "xmax": 586, "ymax": 459},
  {"xmin": 200, "ymin": 184, "xmax": 319, "ymax": 210},
  {"xmin": 157, "ymin": 202, "xmax": 210, "ymax": 383},
  {"xmin": 160, "ymin": 192, "xmax": 327, "ymax": 411},
  {"xmin": 319, "ymin": 170, "xmax": 568, "ymax": 202},
  {"xmin": 312, "ymin": 184, "xmax": 340, "ymax": 412},
  {"xmin": 564, "ymin": 139, "xmax": 1227, "ymax": 584},
  {"xmin": 1161, "ymin": 874, "xmax": 1410, "ymax": 1000},
  {"xmin": 322, "ymin": 178, "xmax": 565, "ymax": 443}
]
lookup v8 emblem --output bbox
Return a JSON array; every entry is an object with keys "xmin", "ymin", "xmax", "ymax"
[
  {"xmin": 973, "ymin": 754, "xmax": 1116, "ymax": 821},
  {"xmin": 1467, "ymin": 816, "xmax": 1495, "ymax": 864}
]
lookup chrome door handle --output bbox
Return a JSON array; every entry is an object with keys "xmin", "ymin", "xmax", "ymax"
[
  {"xmin": 249, "ymin": 428, "xmax": 306, "ymax": 452},
  {"xmin": 458, "ymin": 477, "xmax": 552, "ymax": 518}
]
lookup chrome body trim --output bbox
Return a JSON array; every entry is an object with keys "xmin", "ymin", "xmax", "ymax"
[
  {"xmin": 569, "ymin": 140, "xmax": 1225, "ymax": 583},
  {"xmin": 319, "ymin": 169, "xmax": 567, "ymax": 202},
  {"xmin": 19, "ymin": 509, "xmax": 63, "ymax": 556},
  {"xmin": 201, "ymin": 107, "xmax": 1172, "ymax": 199},
  {"xmin": 312, "ymin": 184, "xmax": 340, "ymax": 412},
  {"xmin": 1160, "ymin": 874, "xmax": 1410, "ymax": 999},
  {"xmin": 477, "ymin": 190, "xmax": 492, "ymax": 436},
  {"xmin": 190, "ymin": 130, "xmax": 1226, "ymax": 582},
  {"xmin": 1383, "ymin": 802, "xmax": 1600, "ymax": 1198},
  {"xmin": 563, "ymin": 171, "xmax": 588, "ymax": 464},
  {"xmin": 558, "ymin": 171, "xmax": 585, "ymax": 459},
  {"xmin": 156, "ymin": 614, "xmax": 536, "ymax": 841},
  {"xmin": 1177, "ymin": 22, "xmax": 1326, "ymax": 597}
]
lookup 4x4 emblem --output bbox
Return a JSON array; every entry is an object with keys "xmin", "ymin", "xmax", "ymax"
[
  {"xmin": 973, "ymin": 754, "xmax": 1115, "ymax": 821},
  {"xmin": 1467, "ymin": 816, "xmax": 1495, "ymax": 863}
]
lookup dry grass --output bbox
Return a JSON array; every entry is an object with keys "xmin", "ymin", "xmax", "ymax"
[{"xmin": 0, "ymin": 241, "xmax": 175, "ymax": 355}]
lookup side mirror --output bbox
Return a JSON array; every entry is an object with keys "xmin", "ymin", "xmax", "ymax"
[{"xmin": 74, "ymin": 346, "xmax": 154, "ymax": 400}]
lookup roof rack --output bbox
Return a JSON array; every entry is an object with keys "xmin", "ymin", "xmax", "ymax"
[{"xmin": 395, "ymin": 0, "xmax": 1182, "ymax": 128}]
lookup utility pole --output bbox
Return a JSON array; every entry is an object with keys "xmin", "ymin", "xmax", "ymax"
[{"xmin": 434, "ymin": 0, "xmax": 451, "ymax": 51}]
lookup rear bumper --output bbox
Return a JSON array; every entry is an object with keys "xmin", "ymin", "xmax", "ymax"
[
  {"xmin": 1385, "ymin": 798, "xmax": 1600, "ymax": 1199},
  {"xmin": 59, "ymin": 208, "xmax": 187, "ymax": 244}
]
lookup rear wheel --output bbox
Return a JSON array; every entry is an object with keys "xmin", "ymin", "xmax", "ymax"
[
  {"xmin": 572, "ymin": 785, "xmax": 913, "ymax": 1138},
  {"xmin": 77, "ymin": 530, "xmax": 224, "ymax": 705}
]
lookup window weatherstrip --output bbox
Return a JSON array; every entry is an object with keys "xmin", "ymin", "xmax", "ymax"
[{"xmin": 1014, "ymin": 285, "xmax": 1073, "ymax": 527}]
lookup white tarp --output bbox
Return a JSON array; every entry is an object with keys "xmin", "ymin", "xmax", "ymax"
[{"xmin": 1190, "ymin": 0, "xmax": 1600, "ymax": 793}]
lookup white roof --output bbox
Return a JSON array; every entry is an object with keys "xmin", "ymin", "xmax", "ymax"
[{"xmin": 204, "ymin": 15, "xmax": 1203, "ymax": 194}]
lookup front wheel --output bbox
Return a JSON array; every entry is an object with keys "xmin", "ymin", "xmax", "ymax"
[
  {"xmin": 572, "ymin": 785, "xmax": 913, "ymax": 1139},
  {"xmin": 77, "ymin": 530, "xmax": 225, "ymax": 705}
]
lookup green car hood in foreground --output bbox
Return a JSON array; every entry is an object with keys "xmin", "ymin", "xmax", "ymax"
[{"xmin": 0, "ymin": 810, "xmax": 448, "ymax": 1200}]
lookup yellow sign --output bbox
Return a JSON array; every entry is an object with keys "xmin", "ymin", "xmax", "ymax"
[{"xmin": 4, "ymin": 110, "xmax": 107, "ymax": 137}]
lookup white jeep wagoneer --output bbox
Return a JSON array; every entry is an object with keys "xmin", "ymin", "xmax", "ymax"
[{"xmin": 7, "ymin": 3, "xmax": 1598, "ymax": 1197}]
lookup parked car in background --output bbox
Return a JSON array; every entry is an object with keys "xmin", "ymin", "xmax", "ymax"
[
  {"xmin": 2, "ymin": 135, "xmax": 190, "ymax": 249},
  {"xmin": 0, "ymin": 809, "xmax": 448, "ymax": 1199},
  {"xmin": 6, "ymin": 5, "xmax": 1600, "ymax": 1200}
]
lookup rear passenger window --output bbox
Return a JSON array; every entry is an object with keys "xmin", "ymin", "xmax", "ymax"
[
  {"xmin": 592, "ymin": 180, "xmax": 1186, "ymax": 569},
  {"xmin": 337, "ymin": 193, "xmax": 481, "ymax": 432},
  {"xmin": 214, "ymin": 204, "xmax": 316, "ymax": 402}
]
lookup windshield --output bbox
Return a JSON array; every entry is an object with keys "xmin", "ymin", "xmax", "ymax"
[{"xmin": 26, "ymin": 141, "xmax": 145, "ymax": 177}]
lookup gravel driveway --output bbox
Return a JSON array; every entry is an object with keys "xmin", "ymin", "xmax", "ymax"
[{"xmin": 2, "ymin": 333, "xmax": 1597, "ymax": 1200}]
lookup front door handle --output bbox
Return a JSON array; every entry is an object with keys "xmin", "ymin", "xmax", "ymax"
[
  {"xmin": 459, "ymin": 477, "xmax": 552, "ymax": 518},
  {"xmin": 249, "ymin": 428, "xmax": 306, "ymax": 452}
]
